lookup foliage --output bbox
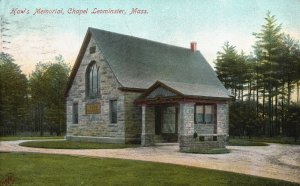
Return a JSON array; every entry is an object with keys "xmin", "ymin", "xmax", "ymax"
[
  {"xmin": 285, "ymin": 104, "xmax": 300, "ymax": 142},
  {"xmin": 29, "ymin": 55, "xmax": 70, "ymax": 136},
  {"xmin": 229, "ymin": 101, "xmax": 263, "ymax": 137},
  {"xmin": 0, "ymin": 53, "xmax": 28, "ymax": 136},
  {"xmin": 215, "ymin": 42, "xmax": 251, "ymax": 99},
  {"xmin": 215, "ymin": 12, "xmax": 300, "ymax": 138},
  {"xmin": 0, "ymin": 53, "xmax": 70, "ymax": 136},
  {"xmin": 19, "ymin": 140, "xmax": 139, "ymax": 149},
  {"xmin": 1, "ymin": 153, "xmax": 298, "ymax": 186}
]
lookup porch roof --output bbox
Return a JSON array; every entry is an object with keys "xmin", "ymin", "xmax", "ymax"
[{"xmin": 135, "ymin": 80, "xmax": 231, "ymax": 105}]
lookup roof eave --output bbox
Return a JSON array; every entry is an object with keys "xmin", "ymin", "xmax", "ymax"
[{"xmin": 64, "ymin": 30, "xmax": 92, "ymax": 97}]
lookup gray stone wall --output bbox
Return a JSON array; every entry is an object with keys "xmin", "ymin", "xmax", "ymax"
[
  {"xmin": 179, "ymin": 135, "xmax": 227, "ymax": 153},
  {"xmin": 194, "ymin": 124, "xmax": 214, "ymax": 134},
  {"xmin": 217, "ymin": 103, "xmax": 229, "ymax": 136},
  {"xmin": 194, "ymin": 103, "xmax": 228, "ymax": 136},
  {"xmin": 124, "ymin": 92, "xmax": 142, "ymax": 143},
  {"xmin": 66, "ymin": 37, "xmax": 125, "ymax": 143},
  {"xmin": 179, "ymin": 102, "xmax": 228, "ymax": 153},
  {"xmin": 141, "ymin": 106, "xmax": 155, "ymax": 146},
  {"xmin": 178, "ymin": 103, "xmax": 194, "ymax": 151},
  {"xmin": 178, "ymin": 103, "xmax": 195, "ymax": 136}
]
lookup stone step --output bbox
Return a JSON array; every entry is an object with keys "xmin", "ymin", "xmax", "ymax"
[
  {"xmin": 155, "ymin": 143, "xmax": 178, "ymax": 146},
  {"xmin": 154, "ymin": 135, "xmax": 167, "ymax": 143}
]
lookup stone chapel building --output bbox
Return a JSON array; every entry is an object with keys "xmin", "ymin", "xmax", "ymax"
[{"xmin": 65, "ymin": 28, "xmax": 231, "ymax": 152}]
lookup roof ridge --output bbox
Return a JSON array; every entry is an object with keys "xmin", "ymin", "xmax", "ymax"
[
  {"xmin": 88, "ymin": 27, "xmax": 197, "ymax": 52},
  {"xmin": 159, "ymin": 80, "xmax": 219, "ymax": 87}
]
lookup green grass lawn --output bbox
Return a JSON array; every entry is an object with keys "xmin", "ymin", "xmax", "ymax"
[
  {"xmin": 184, "ymin": 148, "xmax": 230, "ymax": 154},
  {"xmin": 0, "ymin": 152, "xmax": 298, "ymax": 186},
  {"xmin": 228, "ymin": 139, "xmax": 268, "ymax": 146},
  {"xmin": 0, "ymin": 136, "xmax": 64, "ymax": 141},
  {"xmin": 229, "ymin": 136, "xmax": 300, "ymax": 145},
  {"xmin": 19, "ymin": 140, "xmax": 139, "ymax": 149},
  {"xmin": 250, "ymin": 137, "xmax": 300, "ymax": 145}
]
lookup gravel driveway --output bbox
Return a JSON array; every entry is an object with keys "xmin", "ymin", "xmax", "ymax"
[{"xmin": 0, "ymin": 140, "xmax": 299, "ymax": 183}]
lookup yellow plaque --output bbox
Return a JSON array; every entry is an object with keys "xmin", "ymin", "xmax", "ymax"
[{"xmin": 86, "ymin": 103, "xmax": 101, "ymax": 114}]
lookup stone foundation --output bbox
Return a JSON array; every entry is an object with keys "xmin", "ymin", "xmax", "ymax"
[
  {"xmin": 179, "ymin": 134, "xmax": 227, "ymax": 153},
  {"xmin": 66, "ymin": 135, "xmax": 141, "ymax": 144},
  {"xmin": 66, "ymin": 135, "xmax": 124, "ymax": 143}
]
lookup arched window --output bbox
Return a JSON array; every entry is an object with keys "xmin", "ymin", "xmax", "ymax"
[{"xmin": 86, "ymin": 61, "xmax": 100, "ymax": 98}]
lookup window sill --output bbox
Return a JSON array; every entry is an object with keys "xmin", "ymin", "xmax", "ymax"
[{"xmin": 85, "ymin": 96, "xmax": 100, "ymax": 100}]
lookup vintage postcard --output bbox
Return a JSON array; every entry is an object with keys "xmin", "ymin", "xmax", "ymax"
[{"xmin": 0, "ymin": 0, "xmax": 299, "ymax": 185}]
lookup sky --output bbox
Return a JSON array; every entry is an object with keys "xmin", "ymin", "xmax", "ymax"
[{"xmin": 1, "ymin": 0, "xmax": 300, "ymax": 75}]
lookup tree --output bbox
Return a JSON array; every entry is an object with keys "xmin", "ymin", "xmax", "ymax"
[
  {"xmin": 0, "ymin": 52, "xmax": 28, "ymax": 135},
  {"xmin": 215, "ymin": 12, "xmax": 300, "ymax": 138},
  {"xmin": 215, "ymin": 42, "xmax": 251, "ymax": 101},
  {"xmin": 29, "ymin": 55, "xmax": 70, "ymax": 136},
  {"xmin": 285, "ymin": 104, "xmax": 300, "ymax": 142},
  {"xmin": 253, "ymin": 11, "xmax": 283, "ymax": 136}
]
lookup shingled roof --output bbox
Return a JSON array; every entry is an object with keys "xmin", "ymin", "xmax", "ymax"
[{"xmin": 65, "ymin": 27, "xmax": 231, "ymax": 99}]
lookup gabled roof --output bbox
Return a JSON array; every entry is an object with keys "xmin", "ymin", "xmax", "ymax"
[
  {"xmin": 157, "ymin": 80, "xmax": 231, "ymax": 98},
  {"xmin": 65, "ymin": 28, "xmax": 231, "ymax": 99},
  {"xmin": 139, "ymin": 80, "xmax": 231, "ymax": 101}
]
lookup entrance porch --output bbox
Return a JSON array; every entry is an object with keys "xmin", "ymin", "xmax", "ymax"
[{"xmin": 136, "ymin": 81, "xmax": 229, "ymax": 153}]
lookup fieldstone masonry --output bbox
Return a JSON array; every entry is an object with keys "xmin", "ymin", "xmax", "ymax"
[
  {"xmin": 217, "ymin": 103, "xmax": 229, "ymax": 136},
  {"xmin": 66, "ymin": 29, "xmax": 230, "ymax": 152},
  {"xmin": 124, "ymin": 92, "xmax": 142, "ymax": 143},
  {"xmin": 66, "ymin": 37, "xmax": 125, "ymax": 143},
  {"xmin": 179, "ymin": 102, "xmax": 228, "ymax": 153},
  {"xmin": 179, "ymin": 103, "xmax": 195, "ymax": 136},
  {"xmin": 141, "ymin": 105, "xmax": 155, "ymax": 146}
]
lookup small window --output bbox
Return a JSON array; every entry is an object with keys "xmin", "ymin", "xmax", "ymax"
[
  {"xmin": 73, "ymin": 103, "xmax": 78, "ymax": 124},
  {"xmin": 110, "ymin": 100, "xmax": 117, "ymax": 123},
  {"xmin": 213, "ymin": 136, "xmax": 217, "ymax": 141},
  {"xmin": 195, "ymin": 105, "xmax": 204, "ymax": 123},
  {"xmin": 199, "ymin": 136, "xmax": 205, "ymax": 141},
  {"xmin": 205, "ymin": 105, "xmax": 213, "ymax": 123},
  {"xmin": 89, "ymin": 46, "xmax": 96, "ymax": 54},
  {"xmin": 195, "ymin": 104, "xmax": 215, "ymax": 124}
]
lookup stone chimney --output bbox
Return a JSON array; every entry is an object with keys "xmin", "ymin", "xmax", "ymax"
[{"xmin": 190, "ymin": 42, "xmax": 197, "ymax": 52}]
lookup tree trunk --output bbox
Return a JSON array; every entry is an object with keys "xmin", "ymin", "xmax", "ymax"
[
  {"xmin": 297, "ymin": 81, "xmax": 300, "ymax": 104},
  {"xmin": 241, "ymin": 88, "xmax": 243, "ymax": 102},
  {"xmin": 262, "ymin": 87, "xmax": 266, "ymax": 135},
  {"xmin": 268, "ymin": 89, "xmax": 272, "ymax": 137},
  {"xmin": 275, "ymin": 86, "xmax": 279, "ymax": 135},
  {"xmin": 287, "ymin": 82, "xmax": 292, "ymax": 107}
]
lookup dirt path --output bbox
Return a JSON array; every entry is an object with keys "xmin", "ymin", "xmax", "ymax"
[{"xmin": 0, "ymin": 140, "xmax": 299, "ymax": 183}]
